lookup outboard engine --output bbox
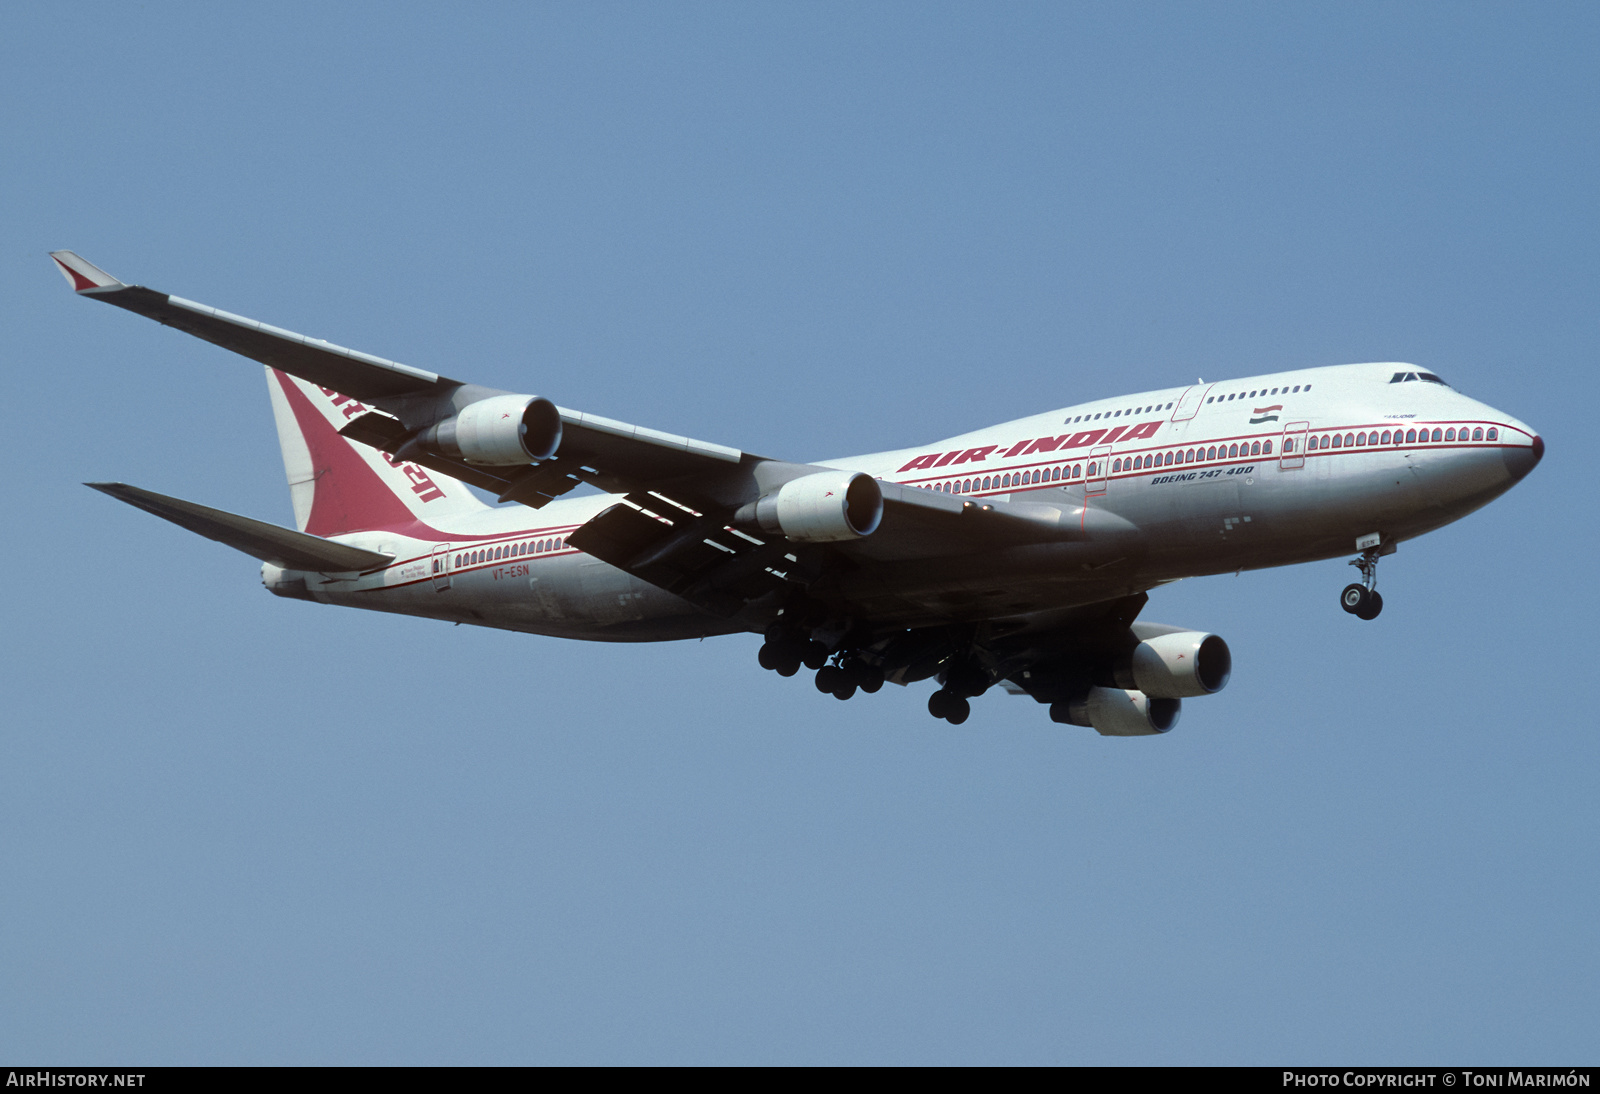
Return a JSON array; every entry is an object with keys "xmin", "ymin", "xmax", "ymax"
[
  {"xmin": 414, "ymin": 394, "xmax": 563, "ymax": 465},
  {"xmin": 1050, "ymin": 687, "xmax": 1181, "ymax": 736}
]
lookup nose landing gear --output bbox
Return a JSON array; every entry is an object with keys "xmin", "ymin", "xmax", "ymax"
[
  {"xmin": 1340, "ymin": 538, "xmax": 1393, "ymax": 620},
  {"xmin": 1340, "ymin": 582, "xmax": 1382, "ymax": 619}
]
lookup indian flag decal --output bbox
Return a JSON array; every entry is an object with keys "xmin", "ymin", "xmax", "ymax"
[{"xmin": 1250, "ymin": 404, "xmax": 1283, "ymax": 424}]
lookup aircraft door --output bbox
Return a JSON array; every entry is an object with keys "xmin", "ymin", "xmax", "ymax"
[
  {"xmin": 1171, "ymin": 383, "xmax": 1214, "ymax": 422},
  {"xmin": 1087, "ymin": 445, "xmax": 1110, "ymax": 495},
  {"xmin": 1280, "ymin": 422, "xmax": 1308, "ymax": 470},
  {"xmin": 431, "ymin": 543, "xmax": 452, "ymax": 591}
]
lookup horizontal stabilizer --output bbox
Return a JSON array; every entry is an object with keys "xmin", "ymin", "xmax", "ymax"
[{"xmin": 87, "ymin": 482, "xmax": 392, "ymax": 572}]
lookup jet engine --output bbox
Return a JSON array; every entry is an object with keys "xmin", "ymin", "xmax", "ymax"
[
  {"xmin": 1051, "ymin": 687, "xmax": 1180, "ymax": 736},
  {"xmin": 1113, "ymin": 628, "xmax": 1232, "ymax": 699},
  {"xmin": 415, "ymin": 394, "xmax": 563, "ymax": 465},
  {"xmin": 738, "ymin": 470, "xmax": 884, "ymax": 543}
]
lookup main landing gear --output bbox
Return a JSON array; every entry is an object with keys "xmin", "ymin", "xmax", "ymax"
[
  {"xmin": 757, "ymin": 622, "xmax": 885, "ymax": 700},
  {"xmin": 1340, "ymin": 539, "xmax": 1391, "ymax": 621},
  {"xmin": 756, "ymin": 618, "xmax": 985, "ymax": 723},
  {"xmin": 927, "ymin": 689, "xmax": 970, "ymax": 725},
  {"xmin": 815, "ymin": 658, "xmax": 885, "ymax": 701},
  {"xmin": 927, "ymin": 661, "xmax": 988, "ymax": 725}
]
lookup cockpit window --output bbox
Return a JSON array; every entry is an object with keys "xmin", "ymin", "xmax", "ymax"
[{"xmin": 1389, "ymin": 370, "xmax": 1451, "ymax": 387}]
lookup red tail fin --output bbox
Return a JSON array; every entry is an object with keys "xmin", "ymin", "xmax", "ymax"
[{"xmin": 265, "ymin": 368, "xmax": 487, "ymax": 535}]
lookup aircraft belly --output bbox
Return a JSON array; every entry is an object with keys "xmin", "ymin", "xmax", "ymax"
[
  {"xmin": 575, "ymin": 557, "xmax": 652, "ymax": 624},
  {"xmin": 312, "ymin": 549, "xmax": 724, "ymax": 641},
  {"xmin": 1102, "ymin": 447, "xmax": 1474, "ymax": 579},
  {"xmin": 838, "ymin": 538, "xmax": 1151, "ymax": 625}
]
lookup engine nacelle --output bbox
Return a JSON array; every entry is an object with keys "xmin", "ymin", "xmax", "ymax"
[
  {"xmin": 1114, "ymin": 629, "xmax": 1232, "ymax": 698},
  {"xmin": 1052, "ymin": 687, "xmax": 1180, "ymax": 736},
  {"xmin": 261, "ymin": 562, "xmax": 316, "ymax": 602},
  {"xmin": 417, "ymin": 394, "xmax": 563, "ymax": 465},
  {"xmin": 741, "ymin": 470, "xmax": 884, "ymax": 543}
]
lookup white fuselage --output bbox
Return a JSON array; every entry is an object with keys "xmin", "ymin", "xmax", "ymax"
[{"xmin": 270, "ymin": 361, "xmax": 1539, "ymax": 640}]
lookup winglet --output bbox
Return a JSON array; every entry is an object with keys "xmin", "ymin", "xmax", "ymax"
[{"xmin": 49, "ymin": 251, "xmax": 125, "ymax": 293}]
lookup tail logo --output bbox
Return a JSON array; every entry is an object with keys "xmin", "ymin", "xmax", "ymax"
[{"xmin": 318, "ymin": 386, "xmax": 447, "ymax": 503}]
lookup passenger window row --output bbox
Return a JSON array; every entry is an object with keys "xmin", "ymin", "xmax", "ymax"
[
  {"xmin": 1067, "ymin": 402, "xmax": 1175, "ymax": 424},
  {"xmin": 1207, "ymin": 384, "xmax": 1309, "ymax": 404},
  {"xmin": 1307, "ymin": 426, "xmax": 1495, "ymax": 451},
  {"xmin": 1113, "ymin": 439, "xmax": 1271, "ymax": 472},
  {"xmin": 1064, "ymin": 380, "xmax": 1319, "ymax": 421},
  {"xmin": 922, "ymin": 437, "xmax": 1284, "ymax": 494},
  {"xmin": 454, "ymin": 537, "xmax": 568, "ymax": 569},
  {"xmin": 930, "ymin": 465, "xmax": 1085, "ymax": 494}
]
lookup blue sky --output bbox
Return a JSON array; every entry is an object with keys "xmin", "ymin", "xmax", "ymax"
[{"xmin": 2, "ymin": 3, "xmax": 1595, "ymax": 1064}]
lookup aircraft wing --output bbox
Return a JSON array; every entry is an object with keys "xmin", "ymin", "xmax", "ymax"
[
  {"xmin": 58, "ymin": 252, "xmax": 1101, "ymax": 620},
  {"xmin": 52, "ymin": 252, "xmax": 450, "ymax": 403},
  {"xmin": 50, "ymin": 251, "xmax": 746, "ymax": 496}
]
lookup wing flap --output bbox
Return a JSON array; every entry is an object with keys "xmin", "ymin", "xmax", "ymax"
[
  {"xmin": 567, "ymin": 494, "xmax": 796, "ymax": 617},
  {"xmin": 87, "ymin": 482, "xmax": 392, "ymax": 572}
]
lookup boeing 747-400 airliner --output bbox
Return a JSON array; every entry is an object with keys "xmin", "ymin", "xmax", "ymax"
[{"xmin": 54, "ymin": 251, "xmax": 1543, "ymax": 730}]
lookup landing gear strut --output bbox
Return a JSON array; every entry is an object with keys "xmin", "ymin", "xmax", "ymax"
[{"xmin": 1340, "ymin": 542, "xmax": 1387, "ymax": 621}]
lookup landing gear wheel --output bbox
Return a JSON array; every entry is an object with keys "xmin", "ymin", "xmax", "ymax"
[
  {"xmin": 1340, "ymin": 583, "xmax": 1368, "ymax": 615},
  {"xmin": 832, "ymin": 682, "xmax": 857, "ymax": 701},
  {"xmin": 840, "ymin": 659, "xmax": 885, "ymax": 695},
  {"xmin": 928, "ymin": 689, "xmax": 969, "ymax": 724},
  {"xmin": 1355, "ymin": 590, "xmax": 1383, "ymax": 621},
  {"xmin": 801, "ymin": 641, "xmax": 829, "ymax": 670},
  {"xmin": 759, "ymin": 641, "xmax": 803, "ymax": 675},
  {"xmin": 815, "ymin": 665, "xmax": 843, "ymax": 694}
]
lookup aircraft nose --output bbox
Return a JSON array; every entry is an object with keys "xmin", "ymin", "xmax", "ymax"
[{"xmin": 1502, "ymin": 434, "xmax": 1544, "ymax": 482}]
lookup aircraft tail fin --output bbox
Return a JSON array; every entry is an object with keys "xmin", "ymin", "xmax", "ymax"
[{"xmin": 265, "ymin": 367, "xmax": 489, "ymax": 535}]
